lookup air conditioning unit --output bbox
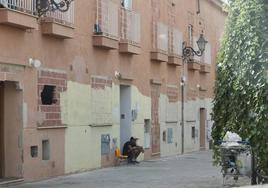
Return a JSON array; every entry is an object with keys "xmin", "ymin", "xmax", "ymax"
[{"xmin": 0, "ymin": 0, "xmax": 8, "ymax": 8}]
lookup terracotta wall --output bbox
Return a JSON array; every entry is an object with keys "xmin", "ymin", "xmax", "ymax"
[{"xmin": 0, "ymin": 0, "xmax": 226, "ymax": 97}]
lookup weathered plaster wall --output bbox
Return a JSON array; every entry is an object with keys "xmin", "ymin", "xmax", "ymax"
[
  {"xmin": 159, "ymin": 93, "xmax": 213, "ymax": 156},
  {"xmin": 159, "ymin": 94, "xmax": 181, "ymax": 157},
  {"xmin": 131, "ymin": 86, "xmax": 151, "ymax": 161},
  {"xmin": 62, "ymin": 81, "xmax": 151, "ymax": 172},
  {"xmin": 23, "ymin": 129, "xmax": 65, "ymax": 180},
  {"xmin": 184, "ymin": 98, "xmax": 213, "ymax": 153},
  {"xmin": 61, "ymin": 81, "xmax": 112, "ymax": 173},
  {"xmin": 61, "ymin": 81, "xmax": 91, "ymax": 126}
]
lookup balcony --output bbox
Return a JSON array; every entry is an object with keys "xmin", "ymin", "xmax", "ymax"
[
  {"xmin": 168, "ymin": 29, "xmax": 183, "ymax": 66},
  {"xmin": 93, "ymin": 0, "xmax": 119, "ymax": 50},
  {"xmin": 119, "ymin": 8, "xmax": 141, "ymax": 55},
  {"xmin": 40, "ymin": 3, "xmax": 75, "ymax": 39},
  {"xmin": 0, "ymin": 0, "xmax": 37, "ymax": 29},
  {"xmin": 188, "ymin": 60, "xmax": 200, "ymax": 70},
  {"xmin": 151, "ymin": 22, "xmax": 168, "ymax": 62},
  {"xmin": 200, "ymin": 64, "xmax": 211, "ymax": 73},
  {"xmin": 168, "ymin": 55, "xmax": 182, "ymax": 66},
  {"xmin": 151, "ymin": 50, "xmax": 168, "ymax": 62}
]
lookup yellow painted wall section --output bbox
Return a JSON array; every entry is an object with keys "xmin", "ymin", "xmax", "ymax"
[
  {"xmin": 159, "ymin": 94, "xmax": 182, "ymax": 157},
  {"xmin": 112, "ymin": 85, "xmax": 120, "ymax": 125},
  {"xmin": 61, "ymin": 81, "xmax": 91, "ymax": 126},
  {"xmin": 61, "ymin": 80, "xmax": 214, "ymax": 172},
  {"xmin": 91, "ymin": 84, "xmax": 113, "ymax": 126},
  {"xmin": 65, "ymin": 126, "xmax": 94, "ymax": 173},
  {"xmin": 131, "ymin": 86, "xmax": 151, "ymax": 161},
  {"xmin": 61, "ymin": 82, "xmax": 155, "ymax": 172},
  {"xmin": 61, "ymin": 81, "xmax": 96, "ymax": 173},
  {"xmin": 131, "ymin": 86, "xmax": 151, "ymax": 124},
  {"xmin": 62, "ymin": 81, "xmax": 121, "ymax": 173}
]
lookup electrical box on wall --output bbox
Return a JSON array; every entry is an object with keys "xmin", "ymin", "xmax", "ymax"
[
  {"xmin": 167, "ymin": 128, "xmax": 173, "ymax": 144},
  {"xmin": 101, "ymin": 134, "xmax": 111, "ymax": 155},
  {"xmin": 132, "ymin": 109, "xmax": 137, "ymax": 121}
]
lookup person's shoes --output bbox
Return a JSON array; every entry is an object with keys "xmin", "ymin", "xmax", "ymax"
[
  {"xmin": 132, "ymin": 159, "xmax": 140, "ymax": 164},
  {"xmin": 127, "ymin": 159, "xmax": 135, "ymax": 164}
]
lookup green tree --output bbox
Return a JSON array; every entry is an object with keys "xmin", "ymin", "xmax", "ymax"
[{"xmin": 211, "ymin": 0, "xmax": 268, "ymax": 179}]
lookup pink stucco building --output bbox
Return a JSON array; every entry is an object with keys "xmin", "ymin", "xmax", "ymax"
[{"xmin": 0, "ymin": 0, "xmax": 226, "ymax": 182}]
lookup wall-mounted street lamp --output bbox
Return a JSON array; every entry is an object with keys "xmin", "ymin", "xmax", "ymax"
[
  {"xmin": 182, "ymin": 33, "xmax": 208, "ymax": 60},
  {"xmin": 36, "ymin": 0, "xmax": 74, "ymax": 17},
  {"xmin": 180, "ymin": 33, "xmax": 208, "ymax": 154}
]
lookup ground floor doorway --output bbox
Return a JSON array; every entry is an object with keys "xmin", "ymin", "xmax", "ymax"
[
  {"xmin": 200, "ymin": 108, "xmax": 206, "ymax": 150},
  {"xmin": 120, "ymin": 85, "xmax": 131, "ymax": 150},
  {"xmin": 0, "ymin": 81, "xmax": 23, "ymax": 179}
]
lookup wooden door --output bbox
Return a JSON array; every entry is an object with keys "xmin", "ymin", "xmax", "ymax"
[
  {"xmin": 151, "ymin": 84, "xmax": 160, "ymax": 155},
  {"xmin": 200, "ymin": 108, "xmax": 206, "ymax": 149}
]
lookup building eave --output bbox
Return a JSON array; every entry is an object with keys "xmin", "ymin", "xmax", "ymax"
[
  {"xmin": 208, "ymin": 0, "xmax": 228, "ymax": 15},
  {"xmin": 211, "ymin": 0, "xmax": 224, "ymax": 7}
]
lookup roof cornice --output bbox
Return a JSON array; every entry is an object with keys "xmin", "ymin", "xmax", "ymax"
[
  {"xmin": 211, "ymin": 0, "xmax": 224, "ymax": 8},
  {"xmin": 208, "ymin": 0, "xmax": 228, "ymax": 14}
]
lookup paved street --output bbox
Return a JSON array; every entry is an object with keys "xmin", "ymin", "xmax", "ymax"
[{"xmin": 10, "ymin": 151, "xmax": 250, "ymax": 188}]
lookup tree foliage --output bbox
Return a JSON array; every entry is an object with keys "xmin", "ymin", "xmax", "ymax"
[{"xmin": 212, "ymin": 0, "xmax": 268, "ymax": 175}]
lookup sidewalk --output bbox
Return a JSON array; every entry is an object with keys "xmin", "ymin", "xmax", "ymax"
[{"xmin": 8, "ymin": 151, "xmax": 251, "ymax": 188}]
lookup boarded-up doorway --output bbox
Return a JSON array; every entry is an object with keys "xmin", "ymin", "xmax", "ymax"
[
  {"xmin": 0, "ymin": 81, "xmax": 23, "ymax": 178},
  {"xmin": 200, "ymin": 108, "xmax": 206, "ymax": 150}
]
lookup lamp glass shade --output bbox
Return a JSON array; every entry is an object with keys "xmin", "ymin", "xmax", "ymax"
[{"xmin": 196, "ymin": 34, "xmax": 208, "ymax": 53}]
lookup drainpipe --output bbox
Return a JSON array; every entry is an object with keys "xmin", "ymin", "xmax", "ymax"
[
  {"xmin": 181, "ymin": 77, "xmax": 185, "ymax": 154},
  {"xmin": 181, "ymin": 41, "xmax": 188, "ymax": 154},
  {"xmin": 181, "ymin": 43, "xmax": 187, "ymax": 154}
]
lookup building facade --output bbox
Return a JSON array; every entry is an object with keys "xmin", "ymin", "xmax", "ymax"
[{"xmin": 0, "ymin": 0, "xmax": 226, "ymax": 181}]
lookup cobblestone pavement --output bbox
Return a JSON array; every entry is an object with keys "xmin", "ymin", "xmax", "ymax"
[{"xmin": 9, "ymin": 151, "xmax": 251, "ymax": 188}]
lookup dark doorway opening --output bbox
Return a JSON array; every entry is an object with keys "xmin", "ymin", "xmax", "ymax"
[
  {"xmin": 41, "ymin": 85, "xmax": 56, "ymax": 105},
  {"xmin": 120, "ymin": 85, "xmax": 131, "ymax": 150},
  {"xmin": 200, "ymin": 108, "xmax": 206, "ymax": 150}
]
